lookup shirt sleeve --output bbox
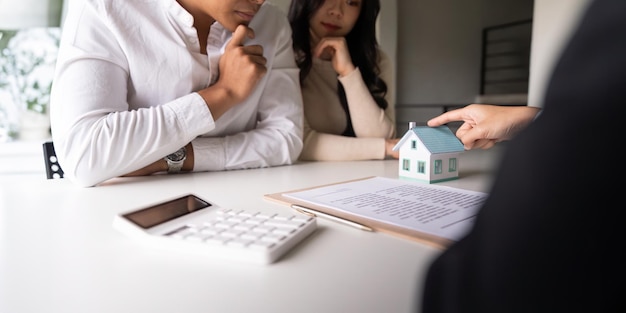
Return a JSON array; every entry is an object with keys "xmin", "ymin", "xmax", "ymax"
[
  {"xmin": 299, "ymin": 118, "xmax": 387, "ymax": 161},
  {"xmin": 49, "ymin": 1, "xmax": 214, "ymax": 187},
  {"xmin": 338, "ymin": 49, "xmax": 396, "ymax": 139}
]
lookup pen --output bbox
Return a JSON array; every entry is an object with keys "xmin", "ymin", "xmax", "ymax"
[{"xmin": 291, "ymin": 204, "xmax": 373, "ymax": 232}]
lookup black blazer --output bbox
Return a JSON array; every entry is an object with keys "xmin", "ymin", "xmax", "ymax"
[{"xmin": 421, "ymin": 0, "xmax": 625, "ymax": 312}]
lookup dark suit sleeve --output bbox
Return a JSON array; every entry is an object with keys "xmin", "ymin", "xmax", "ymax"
[{"xmin": 421, "ymin": 0, "xmax": 626, "ymax": 312}]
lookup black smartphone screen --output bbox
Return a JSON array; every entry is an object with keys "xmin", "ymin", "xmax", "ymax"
[{"xmin": 122, "ymin": 195, "xmax": 211, "ymax": 229}]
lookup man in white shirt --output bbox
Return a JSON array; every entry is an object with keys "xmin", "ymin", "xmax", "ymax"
[{"xmin": 50, "ymin": 0, "xmax": 303, "ymax": 187}]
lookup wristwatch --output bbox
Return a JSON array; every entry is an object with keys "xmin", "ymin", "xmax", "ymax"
[{"xmin": 164, "ymin": 147, "xmax": 187, "ymax": 173}]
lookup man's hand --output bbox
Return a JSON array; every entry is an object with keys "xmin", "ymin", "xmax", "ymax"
[
  {"xmin": 427, "ymin": 104, "xmax": 541, "ymax": 150},
  {"xmin": 200, "ymin": 25, "xmax": 267, "ymax": 119}
]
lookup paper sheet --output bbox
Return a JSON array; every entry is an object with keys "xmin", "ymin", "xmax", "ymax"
[{"xmin": 283, "ymin": 177, "xmax": 487, "ymax": 241}]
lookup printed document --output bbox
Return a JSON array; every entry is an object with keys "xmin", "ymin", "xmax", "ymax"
[{"xmin": 283, "ymin": 177, "xmax": 487, "ymax": 241}]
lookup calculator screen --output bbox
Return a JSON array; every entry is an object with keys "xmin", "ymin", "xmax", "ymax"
[{"xmin": 123, "ymin": 195, "xmax": 211, "ymax": 229}]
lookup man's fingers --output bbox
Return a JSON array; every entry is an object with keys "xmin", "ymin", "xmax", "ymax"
[
  {"xmin": 241, "ymin": 44, "xmax": 265, "ymax": 58},
  {"xmin": 427, "ymin": 109, "xmax": 465, "ymax": 127},
  {"xmin": 471, "ymin": 139, "xmax": 496, "ymax": 150},
  {"xmin": 227, "ymin": 25, "xmax": 255, "ymax": 49},
  {"xmin": 247, "ymin": 53, "xmax": 267, "ymax": 66},
  {"xmin": 455, "ymin": 123, "xmax": 472, "ymax": 137}
]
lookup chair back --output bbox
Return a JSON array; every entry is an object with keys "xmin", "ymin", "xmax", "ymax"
[{"xmin": 42, "ymin": 141, "xmax": 64, "ymax": 179}]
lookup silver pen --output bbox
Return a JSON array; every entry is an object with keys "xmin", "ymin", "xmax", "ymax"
[{"xmin": 291, "ymin": 204, "xmax": 373, "ymax": 232}]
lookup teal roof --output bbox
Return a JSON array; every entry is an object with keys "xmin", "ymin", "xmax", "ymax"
[
  {"xmin": 413, "ymin": 126, "xmax": 464, "ymax": 153},
  {"xmin": 393, "ymin": 125, "xmax": 464, "ymax": 154}
]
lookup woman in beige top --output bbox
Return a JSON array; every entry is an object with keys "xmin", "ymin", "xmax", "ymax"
[{"xmin": 288, "ymin": 0, "xmax": 398, "ymax": 161}]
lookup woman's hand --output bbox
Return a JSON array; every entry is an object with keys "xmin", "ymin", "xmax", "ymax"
[
  {"xmin": 385, "ymin": 138, "xmax": 400, "ymax": 159},
  {"xmin": 313, "ymin": 36, "xmax": 356, "ymax": 77}
]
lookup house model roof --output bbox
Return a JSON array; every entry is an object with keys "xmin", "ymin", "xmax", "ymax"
[{"xmin": 393, "ymin": 125, "xmax": 465, "ymax": 154}]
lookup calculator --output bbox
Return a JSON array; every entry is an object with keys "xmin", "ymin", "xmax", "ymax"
[{"xmin": 113, "ymin": 194, "xmax": 317, "ymax": 264}]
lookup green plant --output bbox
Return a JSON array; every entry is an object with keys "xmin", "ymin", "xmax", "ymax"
[
  {"xmin": 0, "ymin": 27, "xmax": 60, "ymax": 141},
  {"xmin": 0, "ymin": 27, "xmax": 60, "ymax": 115}
]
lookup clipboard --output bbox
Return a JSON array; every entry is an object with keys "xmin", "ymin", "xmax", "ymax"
[{"xmin": 264, "ymin": 176, "xmax": 462, "ymax": 249}]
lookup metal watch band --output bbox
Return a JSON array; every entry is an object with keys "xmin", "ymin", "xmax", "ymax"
[{"xmin": 165, "ymin": 147, "xmax": 186, "ymax": 173}]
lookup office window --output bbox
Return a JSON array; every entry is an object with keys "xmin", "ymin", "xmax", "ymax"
[
  {"xmin": 434, "ymin": 160, "xmax": 442, "ymax": 174},
  {"xmin": 449, "ymin": 158, "xmax": 457, "ymax": 172},
  {"xmin": 411, "ymin": 140, "xmax": 417, "ymax": 149},
  {"xmin": 402, "ymin": 159, "xmax": 410, "ymax": 171},
  {"xmin": 417, "ymin": 161, "xmax": 425, "ymax": 174}
]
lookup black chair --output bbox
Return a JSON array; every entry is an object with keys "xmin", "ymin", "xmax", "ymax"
[{"xmin": 42, "ymin": 141, "xmax": 64, "ymax": 179}]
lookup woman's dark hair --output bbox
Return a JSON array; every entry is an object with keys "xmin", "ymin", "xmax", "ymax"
[{"xmin": 288, "ymin": 0, "xmax": 388, "ymax": 136}]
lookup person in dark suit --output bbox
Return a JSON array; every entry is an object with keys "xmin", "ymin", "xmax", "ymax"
[{"xmin": 420, "ymin": 0, "xmax": 624, "ymax": 312}]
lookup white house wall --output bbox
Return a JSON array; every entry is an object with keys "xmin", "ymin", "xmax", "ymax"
[
  {"xmin": 398, "ymin": 136, "xmax": 461, "ymax": 183},
  {"xmin": 428, "ymin": 152, "xmax": 461, "ymax": 183},
  {"xmin": 398, "ymin": 137, "xmax": 431, "ymax": 182}
]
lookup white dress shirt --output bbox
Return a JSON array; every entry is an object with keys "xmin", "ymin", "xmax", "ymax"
[{"xmin": 50, "ymin": 0, "xmax": 303, "ymax": 187}]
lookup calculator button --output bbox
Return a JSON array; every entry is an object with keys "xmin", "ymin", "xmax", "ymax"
[
  {"xmin": 205, "ymin": 235, "xmax": 230, "ymax": 245},
  {"xmin": 215, "ymin": 221, "xmax": 238, "ymax": 229},
  {"xmin": 199, "ymin": 227, "xmax": 223, "ymax": 236},
  {"xmin": 272, "ymin": 228, "xmax": 296, "ymax": 235},
  {"xmin": 260, "ymin": 233, "xmax": 285, "ymax": 243},
  {"xmin": 252, "ymin": 225, "xmax": 274, "ymax": 233},
  {"xmin": 241, "ymin": 232, "xmax": 263, "ymax": 241},
  {"xmin": 244, "ymin": 217, "xmax": 265, "ymax": 225},
  {"xmin": 226, "ymin": 238, "xmax": 252, "ymax": 248},
  {"xmin": 221, "ymin": 230, "xmax": 245, "ymax": 238},
  {"xmin": 264, "ymin": 219, "xmax": 302, "ymax": 229},
  {"xmin": 234, "ymin": 223, "xmax": 255, "ymax": 232}
]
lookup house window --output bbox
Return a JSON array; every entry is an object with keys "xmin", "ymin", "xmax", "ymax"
[
  {"xmin": 411, "ymin": 140, "xmax": 417, "ymax": 150},
  {"xmin": 449, "ymin": 158, "xmax": 457, "ymax": 172},
  {"xmin": 402, "ymin": 159, "xmax": 411, "ymax": 171},
  {"xmin": 434, "ymin": 160, "xmax": 442, "ymax": 174},
  {"xmin": 417, "ymin": 161, "xmax": 425, "ymax": 174}
]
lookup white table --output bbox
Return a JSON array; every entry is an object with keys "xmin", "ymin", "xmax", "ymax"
[{"xmin": 0, "ymin": 146, "xmax": 505, "ymax": 313}]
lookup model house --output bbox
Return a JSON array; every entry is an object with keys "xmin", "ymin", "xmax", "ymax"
[{"xmin": 393, "ymin": 123, "xmax": 465, "ymax": 183}]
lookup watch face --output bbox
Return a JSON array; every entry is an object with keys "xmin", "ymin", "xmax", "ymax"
[{"xmin": 167, "ymin": 148, "xmax": 186, "ymax": 162}]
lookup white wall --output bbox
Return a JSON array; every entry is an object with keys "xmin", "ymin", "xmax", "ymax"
[{"xmin": 527, "ymin": 0, "xmax": 592, "ymax": 108}]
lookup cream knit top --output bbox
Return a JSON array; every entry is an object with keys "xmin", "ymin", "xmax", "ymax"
[{"xmin": 299, "ymin": 49, "xmax": 396, "ymax": 161}]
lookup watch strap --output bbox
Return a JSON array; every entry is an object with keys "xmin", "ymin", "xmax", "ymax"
[{"xmin": 165, "ymin": 147, "xmax": 186, "ymax": 173}]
